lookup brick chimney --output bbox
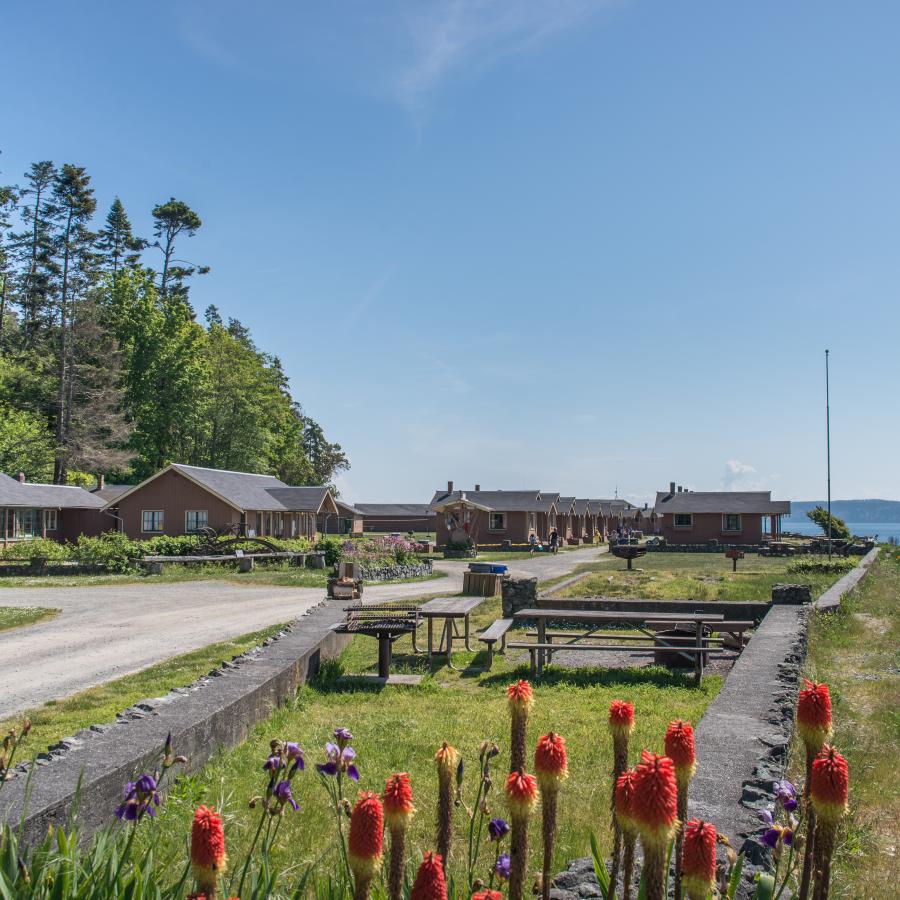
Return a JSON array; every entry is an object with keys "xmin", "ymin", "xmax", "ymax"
[
  {"xmin": 669, "ymin": 481, "xmax": 676, "ymax": 495},
  {"xmin": 98, "ymin": 473, "xmax": 105, "ymax": 491},
  {"xmin": 17, "ymin": 471, "xmax": 25, "ymax": 484},
  {"xmin": 447, "ymin": 480, "xmax": 454, "ymax": 493},
  {"xmin": 677, "ymin": 485, "xmax": 683, "ymax": 492},
  {"xmin": 475, "ymin": 484, "xmax": 481, "ymax": 491}
]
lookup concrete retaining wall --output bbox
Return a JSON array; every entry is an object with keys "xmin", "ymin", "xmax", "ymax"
[
  {"xmin": 815, "ymin": 546, "xmax": 880, "ymax": 610},
  {"xmin": 0, "ymin": 599, "xmax": 350, "ymax": 847}
]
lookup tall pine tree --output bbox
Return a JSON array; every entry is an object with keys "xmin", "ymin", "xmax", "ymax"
[{"xmin": 97, "ymin": 197, "xmax": 145, "ymax": 279}]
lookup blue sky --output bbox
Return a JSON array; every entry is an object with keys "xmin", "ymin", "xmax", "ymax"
[{"xmin": 3, "ymin": 1, "xmax": 899, "ymax": 504}]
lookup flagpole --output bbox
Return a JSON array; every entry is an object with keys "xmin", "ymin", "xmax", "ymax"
[{"xmin": 826, "ymin": 349, "xmax": 832, "ymax": 560}]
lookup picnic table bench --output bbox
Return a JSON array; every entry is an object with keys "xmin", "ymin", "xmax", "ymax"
[
  {"xmin": 478, "ymin": 618, "xmax": 514, "ymax": 668},
  {"xmin": 331, "ymin": 603, "xmax": 421, "ymax": 678},
  {"xmin": 418, "ymin": 596, "xmax": 486, "ymax": 669},
  {"xmin": 509, "ymin": 608, "xmax": 728, "ymax": 683}
]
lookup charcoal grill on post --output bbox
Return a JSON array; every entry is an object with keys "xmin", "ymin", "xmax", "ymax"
[
  {"xmin": 610, "ymin": 544, "xmax": 647, "ymax": 570},
  {"xmin": 333, "ymin": 604, "xmax": 421, "ymax": 678}
]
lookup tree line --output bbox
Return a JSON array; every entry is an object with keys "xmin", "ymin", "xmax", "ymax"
[{"xmin": 0, "ymin": 158, "xmax": 348, "ymax": 487}]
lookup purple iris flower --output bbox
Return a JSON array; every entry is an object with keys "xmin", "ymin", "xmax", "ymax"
[
  {"xmin": 495, "ymin": 853, "xmax": 511, "ymax": 881},
  {"xmin": 264, "ymin": 755, "xmax": 284, "ymax": 772},
  {"xmin": 316, "ymin": 743, "xmax": 359, "ymax": 781},
  {"xmin": 274, "ymin": 780, "xmax": 300, "ymax": 811},
  {"xmin": 115, "ymin": 774, "xmax": 160, "ymax": 821},
  {"xmin": 285, "ymin": 743, "xmax": 305, "ymax": 764},
  {"xmin": 773, "ymin": 780, "xmax": 798, "ymax": 812},
  {"xmin": 488, "ymin": 817, "xmax": 510, "ymax": 841},
  {"xmin": 333, "ymin": 727, "xmax": 353, "ymax": 748},
  {"xmin": 758, "ymin": 809, "xmax": 795, "ymax": 849}
]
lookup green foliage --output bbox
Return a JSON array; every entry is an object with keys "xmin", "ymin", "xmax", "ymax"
[
  {"xmin": 0, "ymin": 538, "xmax": 68, "ymax": 561},
  {"xmin": 786, "ymin": 558, "xmax": 854, "ymax": 576},
  {"xmin": 73, "ymin": 532, "xmax": 140, "ymax": 571},
  {"xmin": 805, "ymin": 505, "xmax": 851, "ymax": 540},
  {"xmin": 316, "ymin": 536, "xmax": 343, "ymax": 566}
]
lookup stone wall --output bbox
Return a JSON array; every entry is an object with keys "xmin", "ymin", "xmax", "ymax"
[
  {"xmin": 358, "ymin": 560, "xmax": 433, "ymax": 582},
  {"xmin": 771, "ymin": 582, "xmax": 813, "ymax": 604},
  {"xmin": 501, "ymin": 576, "xmax": 538, "ymax": 616}
]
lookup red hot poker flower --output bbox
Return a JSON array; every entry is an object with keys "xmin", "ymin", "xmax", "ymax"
[
  {"xmin": 664, "ymin": 720, "xmax": 696, "ymax": 787},
  {"xmin": 681, "ymin": 819, "xmax": 717, "ymax": 900},
  {"xmin": 631, "ymin": 751, "xmax": 678, "ymax": 849},
  {"xmin": 797, "ymin": 680, "xmax": 832, "ymax": 751},
  {"xmin": 810, "ymin": 745, "xmax": 849, "ymax": 825},
  {"xmin": 472, "ymin": 892, "xmax": 503, "ymax": 900},
  {"xmin": 614, "ymin": 769, "xmax": 639, "ymax": 836},
  {"xmin": 434, "ymin": 742, "xmax": 460, "ymax": 775},
  {"xmin": 507, "ymin": 680, "xmax": 534, "ymax": 714},
  {"xmin": 534, "ymin": 732, "xmax": 568, "ymax": 792},
  {"xmin": 410, "ymin": 852, "xmax": 448, "ymax": 900},
  {"xmin": 505, "ymin": 770, "xmax": 539, "ymax": 820},
  {"xmin": 191, "ymin": 806, "xmax": 227, "ymax": 890},
  {"xmin": 608, "ymin": 700, "xmax": 635, "ymax": 741},
  {"xmin": 348, "ymin": 791, "xmax": 384, "ymax": 880},
  {"xmin": 384, "ymin": 772, "xmax": 415, "ymax": 831}
]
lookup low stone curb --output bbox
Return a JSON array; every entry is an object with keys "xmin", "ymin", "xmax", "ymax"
[
  {"xmin": 0, "ymin": 598, "xmax": 350, "ymax": 847},
  {"xmin": 814, "ymin": 546, "xmax": 880, "ymax": 610},
  {"xmin": 358, "ymin": 560, "xmax": 434, "ymax": 582}
]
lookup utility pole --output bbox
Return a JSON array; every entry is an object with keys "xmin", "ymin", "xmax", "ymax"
[{"xmin": 826, "ymin": 349, "xmax": 832, "ymax": 560}]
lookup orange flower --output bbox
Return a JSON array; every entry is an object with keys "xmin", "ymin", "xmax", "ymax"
[
  {"xmin": 614, "ymin": 769, "xmax": 639, "ymax": 836},
  {"xmin": 797, "ymin": 680, "xmax": 832, "ymax": 752},
  {"xmin": 191, "ymin": 806, "xmax": 227, "ymax": 889},
  {"xmin": 348, "ymin": 791, "xmax": 384, "ymax": 880},
  {"xmin": 410, "ymin": 851, "xmax": 447, "ymax": 900},
  {"xmin": 631, "ymin": 751, "xmax": 678, "ymax": 849},
  {"xmin": 434, "ymin": 742, "xmax": 460, "ymax": 775},
  {"xmin": 505, "ymin": 770, "xmax": 539, "ymax": 820},
  {"xmin": 608, "ymin": 700, "xmax": 635, "ymax": 741},
  {"xmin": 681, "ymin": 819, "xmax": 717, "ymax": 900},
  {"xmin": 472, "ymin": 891, "xmax": 503, "ymax": 900},
  {"xmin": 384, "ymin": 772, "xmax": 415, "ymax": 831},
  {"xmin": 664, "ymin": 720, "xmax": 696, "ymax": 787},
  {"xmin": 810, "ymin": 745, "xmax": 849, "ymax": 825},
  {"xmin": 507, "ymin": 680, "xmax": 534, "ymax": 715},
  {"xmin": 534, "ymin": 732, "xmax": 568, "ymax": 792}
]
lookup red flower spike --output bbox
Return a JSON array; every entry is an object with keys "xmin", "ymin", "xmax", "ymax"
[
  {"xmin": 410, "ymin": 852, "xmax": 448, "ymax": 900},
  {"xmin": 472, "ymin": 892, "xmax": 503, "ymax": 900},
  {"xmin": 797, "ymin": 680, "xmax": 832, "ymax": 751},
  {"xmin": 614, "ymin": 768, "xmax": 639, "ymax": 836},
  {"xmin": 631, "ymin": 751, "xmax": 678, "ymax": 849},
  {"xmin": 191, "ymin": 806, "xmax": 227, "ymax": 889},
  {"xmin": 348, "ymin": 791, "xmax": 384, "ymax": 880},
  {"xmin": 505, "ymin": 770, "xmax": 539, "ymax": 820},
  {"xmin": 664, "ymin": 720, "xmax": 696, "ymax": 787},
  {"xmin": 608, "ymin": 700, "xmax": 635, "ymax": 741},
  {"xmin": 534, "ymin": 732, "xmax": 568, "ymax": 792},
  {"xmin": 507, "ymin": 680, "xmax": 534, "ymax": 714},
  {"xmin": 434, "ymin": 742, "xmax": 459, "ymax": 774},
  {"xmin": 384, "ymin": 772, "xmax": 415, "ymax": 831},
  {"xmin": 810, "ymin": 745, "xmax": 849, "ymax": 825},
  {"xmin": 681, "ymin": 819, "xmax": 717, "ymax": 900}
]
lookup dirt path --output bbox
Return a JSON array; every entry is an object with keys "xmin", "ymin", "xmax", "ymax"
[{"xmin": 0, "ymin": 546, "xmax": 605, "ymax": 717}]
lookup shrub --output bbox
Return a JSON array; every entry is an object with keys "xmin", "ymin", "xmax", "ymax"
[
  {"xmin": 0, "ymin": 538, "xmax": 69, "ymax": 562},
  {"xmin": 787, "ymin": 558, "xmax": 855, "ymax": 576},
  {"xmin": 316, "ymin": 536, "xmax": 344, "ymax": 567},
  {"xmin": 140, "ymin": 534, "xmax": 202, "ymax": 557},
  {"xmin": 73, "ymin": 532, "xmax": 140, "ymax": 572}
]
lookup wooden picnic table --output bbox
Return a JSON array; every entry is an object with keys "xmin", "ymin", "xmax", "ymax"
[
  {"xmin": 511, "ymin": 608, "xmax": 726, "ymax": 681},
  {"xmin": 418, "ymin": 596, "xmax": 486, "ymax": 669}
]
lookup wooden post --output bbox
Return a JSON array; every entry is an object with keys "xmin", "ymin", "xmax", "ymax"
[{"xmin": 378, "ymin": 636, "xmax": 392, "ymax": 678}]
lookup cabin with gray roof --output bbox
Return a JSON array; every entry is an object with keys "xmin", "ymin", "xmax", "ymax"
[
  {"xmin": 653, "ymin": 481, "xmax": 791, "ymax": 544},
  {"xmin": 1, "ymin": 472, "xmax": 110, "ymax": 544},
  {"xmin": 103, "ymin": 464, "xmax": 338, "ymax": 540},
  {"xmin": 351, "ymin": 503, "xmax": 435, "ymax": 534}
]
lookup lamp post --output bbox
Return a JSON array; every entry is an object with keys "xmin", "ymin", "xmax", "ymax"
[{"xmin": 826, "ymin": 349, "xmax": 832, "ymax": 560}]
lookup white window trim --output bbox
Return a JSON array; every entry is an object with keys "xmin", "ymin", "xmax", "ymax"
[
  {"xmin": 141, "ymin": 509, "xmax": 165, "ymax": 533},
  {"xmin": 45, "ymin": 509, "xmax": 58, "ymax": 531},
  {"xmin": 673, "ymin": 513, "xmax": 693, "ymax": 528},
  {"xmin": 185, "ymin": 509, "xmax": 209, "ymax": 533},
  {"xmin": 488, "ymin": 512, "xmax": 507, "ymax": 531},
  {"xmin": 722, "ymin": 513, "xmax": 742, "ymax": 533}
]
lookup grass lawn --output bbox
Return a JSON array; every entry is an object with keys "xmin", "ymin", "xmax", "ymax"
[
  {"xmin": 0, "ymin": 605, "xmax": 59, "ymax": 632},
  {"xmin": 0, "ymin": 564, "xmax": 447, "ymax": 590},
  {"xmin": 789, "ymin": 550, "xmax": 900, "ymax": 897},
  {"xmin": 555, "ymin": 552, "xmax": 853, "ymax": 601},
  {"xmin": 142, "ymin": 593, "xmax": 721, "ymax": 893},
  {"xmin": 3, "ymin": 623, "xmax": 289, "ymax": 755}
]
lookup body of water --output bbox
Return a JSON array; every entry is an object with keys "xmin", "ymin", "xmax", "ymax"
[{"xmin": 783, "ymin": 521, "xmax": 900, "ymax": 542}]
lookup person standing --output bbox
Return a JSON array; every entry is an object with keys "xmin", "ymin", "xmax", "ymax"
[{"xmin": 549, "ymin": 528, "xmax": 559, "ymax": 553}]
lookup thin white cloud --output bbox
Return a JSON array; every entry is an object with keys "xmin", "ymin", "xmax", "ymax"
[
  {"xmin": 345, "ymin": 265, "xmax": 398, "ymax": 326},
  {"xmin": 395, "ymin": 0, "xmax": 612, "ymax": 112},
  {"xmin": 722, "ymin": 459, "xmax": 772, "ymax": 492}
]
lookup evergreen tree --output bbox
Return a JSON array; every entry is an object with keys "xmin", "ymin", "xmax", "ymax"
[
  {"xmin": 97, "ymin": 197, "xmax": 145, "ymax": 278},
  {"xmin": 0, "ymin": 181, "xmax": 18, "ymax": 348},
  {"xmin": 151, "ymin": 198, "xmax": 205, "ymax": 299}
]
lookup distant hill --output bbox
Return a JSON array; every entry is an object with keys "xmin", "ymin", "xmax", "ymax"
[{"xmin": 785, "ymin": 499, "xmax": 900, "ymax": 523}]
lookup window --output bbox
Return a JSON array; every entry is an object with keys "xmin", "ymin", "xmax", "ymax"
[
  {"xmin": 488, "ymin": 512, "xmax": 507, "ymax": 531},
  {"xmin": 722, "ymin": 513, "xmax": 742, "ymax": 532},
  {"xmin": 141, "ymin": 510, "xmax": 164, "ymax": 533},
  {"xmin": 673, "ymin": 513, "xmax": 693, "ymax": 528},
  {"xmin": 185, "ymin": 510, "xmax": 208, "ymax": 532},
  {"xmin": 45, "ymin": 509, "xmax": 58, "ymax": 531}
]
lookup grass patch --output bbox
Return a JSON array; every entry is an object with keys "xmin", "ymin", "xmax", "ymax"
[
  {"xmin": 136, "ymin": 592, "xmax": 720, "ymax": 891},
  {"xmin": 3, "ymin": 623, "xmax": 289, "ymax": 755},
  {"xmin": 0, "ymin": 605, "xmax": 59, "ymax": 632},
  {"xmin": 557, "ymin": 552, "xmax": 850, "ymax": 601},
  {"xmin": 789, "ymin": 551, "xmax": 900, "ymax": 896}
]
